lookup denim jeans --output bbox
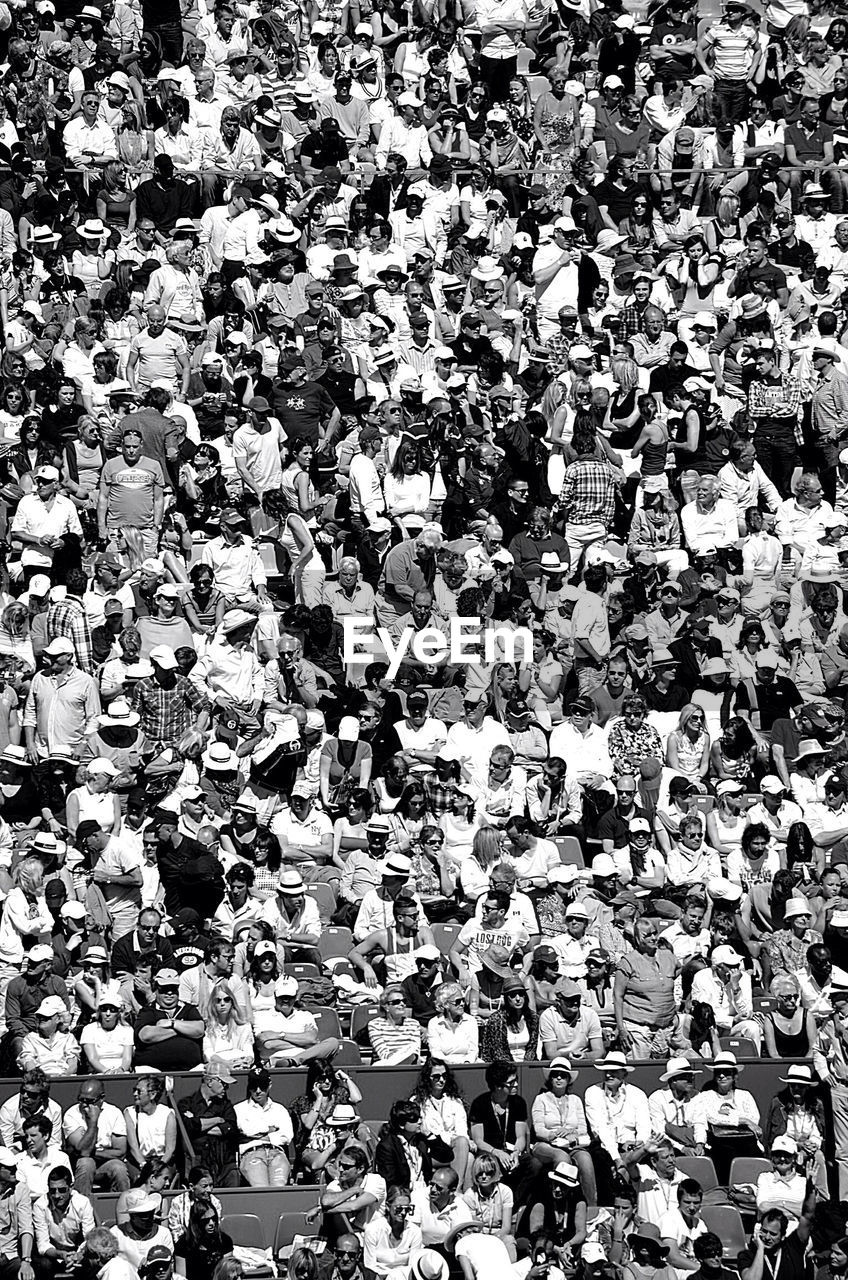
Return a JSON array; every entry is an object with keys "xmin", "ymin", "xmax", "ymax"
[{"xmin": 239, "ymin": 1146, "xmax": 291, "ymax": 1187}]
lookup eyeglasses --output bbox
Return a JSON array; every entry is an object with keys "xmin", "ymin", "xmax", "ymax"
[
  {"xmin": 385, "ymin": 998, "xmax": 407, "ymax": 1006},
  {"xmin": 393, "ymin": 1206, "xmax": 415, "ymax": 1215}
]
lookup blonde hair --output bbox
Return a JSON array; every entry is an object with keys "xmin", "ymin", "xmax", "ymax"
[
  {"xmin": 611, "ymin": 356, "xmax": 639, "ymax": 393},
  {"xmin": 204, "ymin": 979, "xmax": 246, "ymax": 1027},
  {"xmin": 16, "ymin": 857, "xmax": 44, "ymax": 897}
]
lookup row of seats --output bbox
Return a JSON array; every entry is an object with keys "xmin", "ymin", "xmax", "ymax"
[
  {"xmin": 90, "ymin": 1184, "xmax": 753, "ymax": 1260},
  {"xmin": 0, "ymin": 1059, "xmax": 805, "ymax": 1113}
]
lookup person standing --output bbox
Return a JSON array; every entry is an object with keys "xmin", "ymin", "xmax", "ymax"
[
  {"xmin": 10, "ymin": 466, "xmax": 83, "ymax": 585},
  {"xmin": 475, "ymin": 0, "xmax": 529, "ymax": 102},
  {"xmin": 23, "ymin": 640, "xmax": 100, "ymax": 764},
  {"xmin": 556, "ymin": 431, "xmax": 620, "ymax": 579},
  {"xmin": 810, "ymin": 347, "xmax": 848, "ymax": 503},
  {"xmin": 126, "ymin": 307, "xmax": 190, "ymax": 399},
  {"xmin": 98, "ymin": 429, "xmax": 166, "ymax": 559},
  {"xmin": 696, "ymin": 0, "xmax": 761, "ymax": 125},
  {"xmin": 232, "ymin": 398, "xmax": 286, "ymax": 531},
  {"xmin": 746, "ymin": 343, "xmax": 803, "ymax": 496}
]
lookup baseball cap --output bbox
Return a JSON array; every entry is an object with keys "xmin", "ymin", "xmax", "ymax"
[{"xmin": 149, "ymin": 645, "xmax": 178, "ymax": 670}]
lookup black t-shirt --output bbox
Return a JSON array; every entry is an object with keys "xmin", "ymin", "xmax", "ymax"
[
  {"xmin": 595, "ymin": 802, "xmax": 651, "ymax": 848},
  {"xmin": 770, "ymin": 716, "xmax": 804, "ymax": 765},
  {"xmin": 648, "ymin": 361, "xmax": 701, "ymax": 397},
  {"xmin": 174, "ymin": 1233, "xmax": 234, "ymax": 1280},
  {"xmin": 737, "ymin": 1234, "xmax": 808, "ymax": 1280},
  {"xmin": 300, "ymin": 131, "xmax": 349, "ymax": 168},
  {"xmin": 270, "ymin": 377, "xmax": 337, "ymax": 446},
  {"xmin": 468, "ymin": 1092, "xmax": 528, "ymax": 1150},
  {"xmin": 133, "ymin": 1002, "xmax": 203, "ymax": 1071},
  {"xmin": 649, "ymin": 19, "xmax": 697, "ymax": 74},
  {"xmin": 592, "ymin": 177, "xmax": 644, "ymax": 225},
  {"xmin": 734, "ymin": 675, "xmax": 801, "ymax": 731}
]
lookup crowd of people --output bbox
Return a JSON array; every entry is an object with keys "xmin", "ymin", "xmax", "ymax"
[{"xmin": 4, "ymin": 0, "xmax": 848, "ymax": 1276}]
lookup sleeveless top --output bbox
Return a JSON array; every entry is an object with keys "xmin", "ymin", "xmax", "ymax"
[
  {"xmin": 280, "ymin": 515, "xmax": 323, "ymax": 569},
  {"xmin": 383, "ymin": 926, "xmax": 419, "ymax": 982},
  {"xmin": 280, "ymin": 462, "xmax": 318, "ymax": 526},
  {"xmin": 766, "ymin": 1012, "xmax": 810, "ymax": 1058},
  {"xmin": 71, "ymin": 785, "xmax": 114, "ymax": 832}
]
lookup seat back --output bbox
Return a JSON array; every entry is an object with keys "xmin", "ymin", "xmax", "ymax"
[
  {"xmin": 727, "ymin": 1156, "xmax": 771, "ymax": 1187},
  {"xmin": 333, "ymin": 1038, "xmax": 362, "ymax": 1065},
  {"xmin": 273, "ymin": 1211, "xmax": 319, "ymax": 1257},
  {"xmin": 431, "ymin": 923, "xmax": 462, "ymax": 954},
  {"xmin": 700, "ymin": 1206, "xmax": 748, "ymax": 1258},
  {"xmin": 675, "ymin": 1155, "xmax": 718, "ymax": 1191},
  {"xmin": 318, "ymin": 926, "xmax": 353, "ymax": 960},
  {"xmin": 284, "ymin": 962, "xmax": 320, "ymax": 979},
  {"xmin": 349, "ymin": 1003, "xmax": 381, "ymax": 1044},
  {"xmin": 221, "ymin": 1214, "xmax": 266, "ymax": 1250},
  {"xmin": 310, "ymin": 882, "xmax": 337, "ymax": 923},
  {"xmin": 313, "ymin": 1008, "xmax": 343, "ymax": 1040},
  {"xmin": 554, "ymin": 836, "xmax": 585, "ymax": 868},
  {"xmin": 719, "ymin": 1036, "xmax": 759, "ymax": 1059}
]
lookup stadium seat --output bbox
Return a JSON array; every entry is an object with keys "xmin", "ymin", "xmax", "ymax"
[
  {"xmin": 220, "ymin": 1215, "xmax": 275, "ymax": 1275},
  {"xmin": 221, "ymin": 1214, "xmax": 267, "ymax": 1249},
  {"xmin": 318, "ymin": 927, "xmax": 354, "ymax": 962},
  {"xmin": 554, "ymin": 836, "xmax": 584, "ymax": 869},
  {"xmin": 310, "ymin": 883, "xmax": 337, "ymax": 924},
  {"xmin": 675, "ymin": 1156, "xmax": 718, "ymax": 1191},
  {"xmin": 700, "ymin": 1206, "xmax": 749, "ymax": 1259},
  {"xmin": 527, "ymin": 74, "xmax": 551, "ymax": 103},
  {"xmin": 273, "ymin": 1211, "xmax": 320, "ymax": 1261},
  {"xmin": 727, "ymin": 1157, "xmax": 771, "ymax": 1187},
  {"xmin": 720, "ymin": 1037, "xmax": 759, "ymax": 1059},
  {"xmin": 349, "ymin": 1004, "xmax": 381, "ymax": 1044},
  {"xmin": 284, "ymin": 963, "xmax": 320, "ymax": 979},
  {"xmin": 431, "ymin": 923, "xmax": 462, "ymax": 954},
  {"xmin": 333, "ymin": 1039, "xmax": 362, "ymax": 1065},
  {"xmin": 312, "ymin": 1008, "xmax": 342, "ymax": 1040}
]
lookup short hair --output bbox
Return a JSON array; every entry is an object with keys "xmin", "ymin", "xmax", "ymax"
[
  {"xmin": 485, "ymin": 1059, "xmax": 517, "ymax": 1090},
  {"xmin": 760, "ymin": 1210, "xmax": 789, "ymax": 1235},
  {"xmin": 86, "ymin": 1229, "xmax": 119, "ymax": 1264},
  {"xmin": 678, "ymin": 1179, "xmax": 703, "ymax": 1201},
  {"xmin": 22, "ymin": 1115, "xmax": 52, "ymax": 1137},
  {"xmin": 482, "ymin": 888, "xmax": 510, "ymax": 911}
]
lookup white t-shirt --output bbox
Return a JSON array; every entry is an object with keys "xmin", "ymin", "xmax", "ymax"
[
  {"xmin": 531, "ymin": 246, "xmax": 579, "ymax": 322},
  {"xmin": 232, "ymin": 420, "xmax": 285, "ymax": 495},
  {"xmin": 456, "ymin": 917, "xmax": 530, "ymax": 975},
  {"xmin": 79, "ymin": 1022, "xmax": 134, "ymax": 1072}
]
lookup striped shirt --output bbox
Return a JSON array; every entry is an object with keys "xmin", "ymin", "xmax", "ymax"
[
  {"xmin": 367, "ymin": 1016, "xmax": 423, "ymax": 1063},
  {"xmin": 701, "ymin": 22, "xmax": 758, "ymax": 80}
]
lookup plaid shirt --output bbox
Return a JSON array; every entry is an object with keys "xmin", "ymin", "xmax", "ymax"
[
  {"xmin": 618, "ymin": 301, "xmax": 650, "ymax": 343},
  {"xmin": 423, "ymin": 771, "xmax": 455, "ymax": 819},
  {"xmin": 131, "ymin": 674, "xmax": 209, "ymax": 747},
  {"xmin": 46, "ymin": 597, "xmax": 94, "ymax": 676},
  {"xmin": 558, "ymin": 458, "xmax": 618, "ymax": 525},
  {"xmin": 544, "ymin": 332, "xmax": 573, "ymax": 377},
  {"xmin": 747, "ymin": 372, "xmax": 804, "ymax": 421}
]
